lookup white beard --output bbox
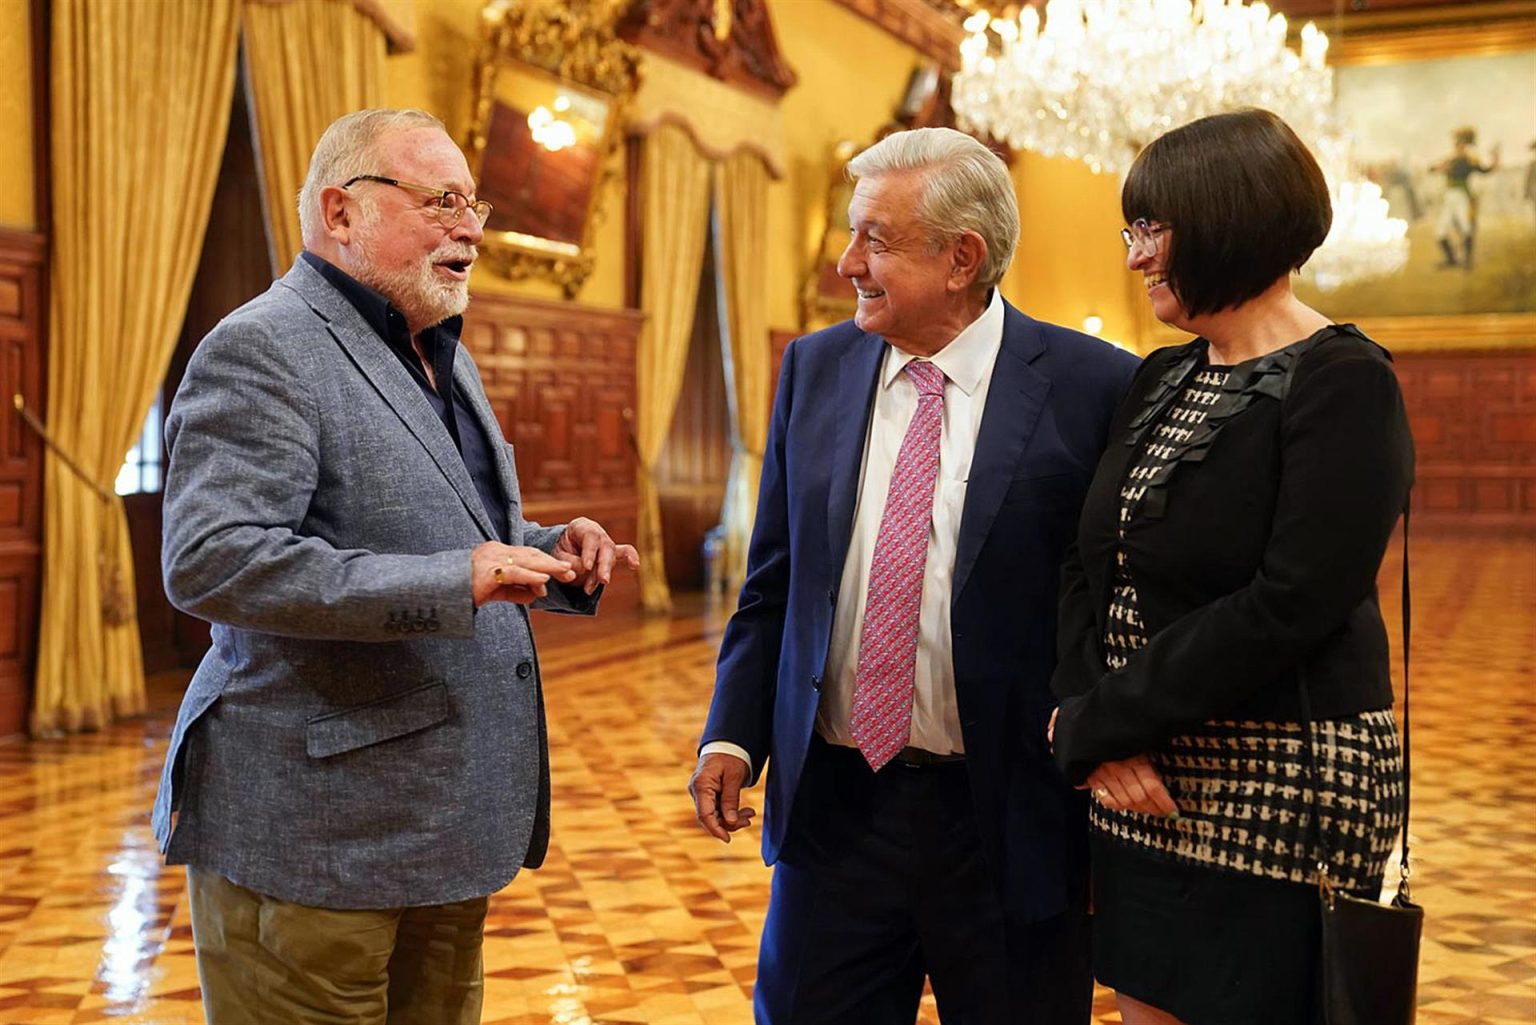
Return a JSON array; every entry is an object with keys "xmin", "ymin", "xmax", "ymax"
[
  {"xmin": 367, "ymin": 257, "xmax": 470, "ymax": 329},
  {"xmin": 353, "ymin": 209, "xmax": 475, "ymax": 330}
]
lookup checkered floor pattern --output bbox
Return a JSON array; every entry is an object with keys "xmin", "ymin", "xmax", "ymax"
[{"xmin": 0, "ymin": 535, "xmax": 1527, "ymax": 1024}]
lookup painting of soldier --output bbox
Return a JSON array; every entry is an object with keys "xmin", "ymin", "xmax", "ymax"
[{"xmin": 1294, "ymin": 48, "xmax": 1536, "ymax": 318}]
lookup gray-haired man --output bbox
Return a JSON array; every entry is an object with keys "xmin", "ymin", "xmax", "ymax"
[
  {"xmin": 153, "ymin": 108, "xmax": 637, "ymax": 1023},
  {"xmin": 690, "ymin": 127, "xmax": 1137, "ymax": 1024}
]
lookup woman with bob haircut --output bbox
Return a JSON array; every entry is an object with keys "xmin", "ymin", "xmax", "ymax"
[{"xmin": 1047, "ymin": 108, "xmax": 1414, "ymax": 1024}]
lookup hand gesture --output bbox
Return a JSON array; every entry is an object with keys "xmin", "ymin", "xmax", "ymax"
[
  {"xmin": 554, "ymin": 516, "xmax": 640, "ymax": 594},
  {"xmin": 471, "ymin": 542, "xmax": 577, "ymax": 607},
  {"xmin": 689, "ymin": 752, "xmax": 756, "ymax": 843}
]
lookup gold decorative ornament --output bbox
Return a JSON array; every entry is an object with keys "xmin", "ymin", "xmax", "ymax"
[{"xmin": 467, "ymin": 0, "xmax": 642, "ymax": 298}]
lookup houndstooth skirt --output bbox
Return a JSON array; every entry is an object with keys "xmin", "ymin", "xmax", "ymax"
[{"xmin": 1089, "ymin": 710, "xmax": 1405, "ymax": 895}]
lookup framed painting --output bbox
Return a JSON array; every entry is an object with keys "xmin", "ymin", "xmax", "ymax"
[
  {"xmin": 466, "ymin": 0, "xmax": 640, "ymax": 298},
  {"xmin": 1291, "ymin": 7, "xmax": 1536, "ymax": 351}
]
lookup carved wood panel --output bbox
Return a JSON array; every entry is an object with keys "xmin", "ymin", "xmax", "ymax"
[
  {"xmin": 461, "ymin": 292, "xmax": 644, "ymax": 606},
  {"xmin": 0, "ymin": 228, "xmax": 46, "ymax": 736},
  {"xmin": 618, "ymin": 0, "xmax": 798, "ymax": 99},
  {"xmin": 1393, "ymin": 348, "xmax": 1536, "ymax": 532}
]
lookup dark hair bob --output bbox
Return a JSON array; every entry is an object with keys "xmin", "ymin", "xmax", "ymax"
[{"xmin": 1121, "ymin": 108, "xmax": 1332, "ymax": 318}]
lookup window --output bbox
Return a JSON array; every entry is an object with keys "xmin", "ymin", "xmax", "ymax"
[{"xmin": 115, "ymin": 396, "xmax": 163, "ymax": 496}]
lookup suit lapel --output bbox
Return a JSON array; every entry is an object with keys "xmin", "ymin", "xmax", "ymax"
[
  {"xmin": 952, "ymin": 303, "xmax": 1051, "ymax": 601},
  {"xmin": 826, "ymin": 332, "xmax": 886, "ymax": 576},
  {"xmin": 279, "ymin": 261, "xmax": 496, "ymax": 541}
]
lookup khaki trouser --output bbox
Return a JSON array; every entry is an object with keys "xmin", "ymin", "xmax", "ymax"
[{"xmin": 187, "ymin": 866, "xmax": 488, "ymax": 1025}]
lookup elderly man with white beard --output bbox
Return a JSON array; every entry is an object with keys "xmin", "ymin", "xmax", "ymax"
[{"xmin": 151, "ymin": 108, "xmax": 637, "ymax": 1025}]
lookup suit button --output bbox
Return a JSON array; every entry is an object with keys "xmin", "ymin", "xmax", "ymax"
[
  {"xmin": 810, "ymin": 674, "xmax": 822, "ymax": 690},
  {"xmin": 827, "ymin": 588, "xmax": 835, "ymax": 605},
  {"xmin": 516, "ymin": 661, "xmax": 533, "ymax": 679}
]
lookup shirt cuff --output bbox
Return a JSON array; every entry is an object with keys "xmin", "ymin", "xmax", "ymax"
[{"xmin": 699, "ymin": 741, "xmax": 753, "ymax": 779}]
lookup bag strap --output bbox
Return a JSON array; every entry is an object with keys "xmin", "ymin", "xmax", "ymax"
[
  {"xmin": 1399, "ymin": 501, "xmax": 1413, "ymax": 897},
  {"xmin": 1301, "ymin": 494, "xmax": 1413, "ymax": 904}
]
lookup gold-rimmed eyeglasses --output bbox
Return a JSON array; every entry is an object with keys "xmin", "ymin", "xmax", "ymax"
[
  {"xmin": 1120, "ymin": 218, "xmax": 1170, "ymax": 256},
  {"xmin": 342, "ymin": 174, "xmax": 493, "ymax": 228}
]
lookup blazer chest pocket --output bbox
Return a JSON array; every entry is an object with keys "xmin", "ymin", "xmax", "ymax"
[{"xmin": 305, "ymin": 680, "xmax": 450, "ymax": 759}]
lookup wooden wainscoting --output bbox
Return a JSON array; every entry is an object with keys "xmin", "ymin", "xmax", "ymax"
[
  {"xmin": 0, "ymin": 229, "xmax": 46, "ymax": 737},
  {"xmin": 461, "ymin": 292, "xmax": 644, "ymax": 608},
  {"xmin": 1394, "ymin": 347, "xmax": 1536, "ymax": 532}
]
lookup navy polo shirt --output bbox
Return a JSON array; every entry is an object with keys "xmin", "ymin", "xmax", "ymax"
[{"xmin": 302, "ymin": 252, "xmax": 510, "ymax": 543}]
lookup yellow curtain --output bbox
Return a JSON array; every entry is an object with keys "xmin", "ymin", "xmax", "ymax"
[
  {"xmin": 629, "ymin": 53, "xmax": 786, "ymax": 178},
  {"xmin": 246, "ymin": 0, "xmax": 418, "ymax": 52},
  {"xmin": 636, "ymin": 124, "xmax": 713, "ymax": 614},
  {"xmin": 714, "ymin": 152, "xmax": 773, "ymax": 593},
  {"xmin": 36, "ymin": 0, "xmax": 240, "ymax": 735},
  {"xmin": 243, "ymin": 0, "xmax": 388, "ymax": 274}
]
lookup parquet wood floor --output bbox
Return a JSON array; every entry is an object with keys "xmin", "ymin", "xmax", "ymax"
[{"xmin": 0, "ymin": 536, "xmax": 1527, "ymax": 1024}]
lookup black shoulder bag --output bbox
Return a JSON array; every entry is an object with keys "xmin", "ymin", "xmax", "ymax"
[{"xmin": 1299, "ymin": 504, "xmax": 1424, "ymax": 1025}]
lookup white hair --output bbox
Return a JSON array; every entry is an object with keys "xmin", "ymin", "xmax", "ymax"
[
  {"xmin": 846, "ymin": 127, "xmax": 1019, "ymax": 288},
  {"xmin": 298, "ymin": 108, "xmax": 446, "ymax": 247}
]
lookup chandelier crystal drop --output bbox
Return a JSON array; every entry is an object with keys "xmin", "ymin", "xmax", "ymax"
[{"xmin": 953, "ymin": 0, "xmax": 1335, "ymax": 176}]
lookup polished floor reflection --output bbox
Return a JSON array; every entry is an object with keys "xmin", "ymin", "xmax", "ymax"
[{"xmin": 0, "ymin": 535, "xmax": 1528, "ymax": 1024}]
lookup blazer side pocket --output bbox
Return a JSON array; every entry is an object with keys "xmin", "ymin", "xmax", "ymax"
[{"xmin": 305, "ymin": 680, "xmax": 450, "ymax": 759}]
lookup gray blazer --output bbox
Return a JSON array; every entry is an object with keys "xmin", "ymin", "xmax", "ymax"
[{"xmin": 152, "ymin": 258, "xmax": 595, "ymax": 910}]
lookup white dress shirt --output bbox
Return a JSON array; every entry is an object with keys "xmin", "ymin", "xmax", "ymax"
[{"xmin": 704, "ymin": 291, "xmax": 1005, "ymax": 774}]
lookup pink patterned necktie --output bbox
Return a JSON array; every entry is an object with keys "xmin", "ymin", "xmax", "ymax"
[{"xmin": 849, "ymin": 359, "xmax": 946, "ymax": 771}]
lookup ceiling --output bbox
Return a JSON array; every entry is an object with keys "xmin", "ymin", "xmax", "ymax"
[{"xmin": 934, "ymin": 0, "xmax": 1527, "ymax": 20}]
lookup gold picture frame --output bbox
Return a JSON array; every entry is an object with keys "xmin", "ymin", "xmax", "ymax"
[
  {"xmin": 1299, "ymin": 2, "xmax": 1536, "ymax": 352},
  {"xmin": 800, "ymin": 139, "xmax": 860, "ymax": 332},
  {"xmin": 466, "ymin": 0, "xmax": 641, "ymax": 298}
]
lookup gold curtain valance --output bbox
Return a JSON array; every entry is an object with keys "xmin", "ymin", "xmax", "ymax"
[
  {"xmin": 244, "ymin": 0, "xmax": 416, "ymax": 52},
  {"xmin": 628, "ymin": 53, "xmax": 785, "ymax": 179}
]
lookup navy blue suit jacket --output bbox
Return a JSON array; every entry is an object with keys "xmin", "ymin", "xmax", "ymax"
[{"xmin": 702, "ymin": 300, "xmax": 1139, "ymax": 922}]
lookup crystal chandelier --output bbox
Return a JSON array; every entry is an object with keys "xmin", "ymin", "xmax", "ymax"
[
  {"xmin": 952, "ymin": 0, "xmax": 1410, "ymax": 288},
  {"xmin": 1304, "ymin": 162, "xmax": 1410, "ymax": 292},
  {"xmin": 953, "ymin": 0, "xmax": 1335, "ymax": 175}
]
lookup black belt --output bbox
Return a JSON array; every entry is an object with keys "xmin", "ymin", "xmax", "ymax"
[
  {"xmin": 891, "ymin": 746, "xmax": 966, "ymax": 768},
  {"xmin": 813, "ymin": 734, "xmax": 966, "ymax": 770}
]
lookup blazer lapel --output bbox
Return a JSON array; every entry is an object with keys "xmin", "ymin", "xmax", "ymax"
[
  {"xmin": 279, "ymin": 261, "xmax": 496, "ymax": 541},
  {"xmin": 952, "ymin": 303, "xmax": 1051, "ymax": 601},
  {"xmin": 826, "ymin": 332, "xmax": 887, "ymax": 577}
]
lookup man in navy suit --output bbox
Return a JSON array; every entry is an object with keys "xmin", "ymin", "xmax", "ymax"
[{"xmin": 688, "ymin": 128, "xmax": 1138, "ymax": 1024}]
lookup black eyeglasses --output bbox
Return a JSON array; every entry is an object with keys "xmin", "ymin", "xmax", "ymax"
[
  {"xmin": 342, "ymin": 174, "xmax": 492, "ymax": 228},
  {"xmin": 1120, "ymin": 218, "xmax": 1171, "ymax": 255}
]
